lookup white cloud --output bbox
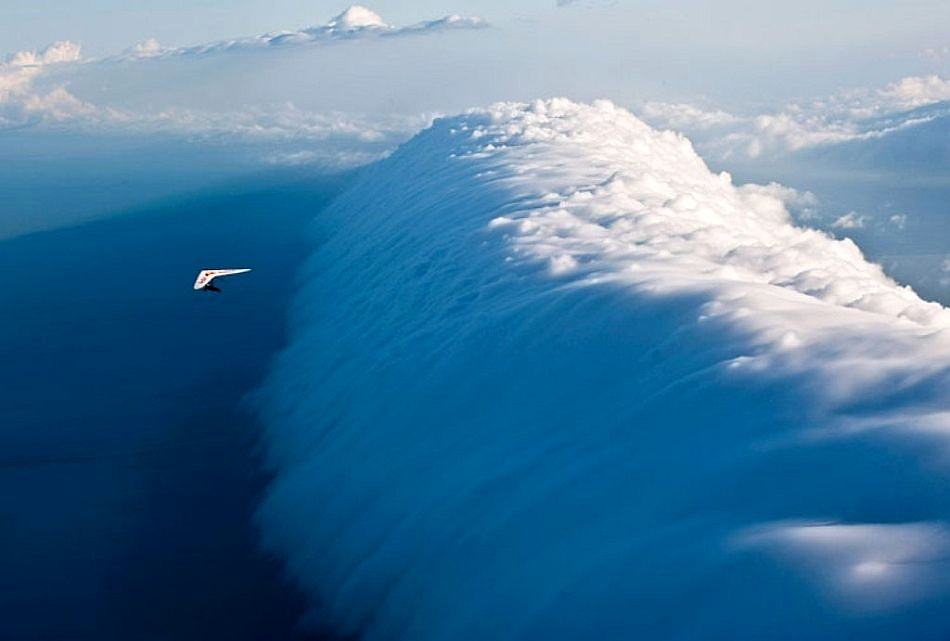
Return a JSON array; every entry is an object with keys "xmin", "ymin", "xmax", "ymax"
[
  {"xmin": 879, "ymin": 75, "xmax": 950, "ymax": 110},
  {"xmin": 638, "ymin": 75, "xmax": 950, "ymax": 159},
  {"xmin": 832, "ymin": 212, "xmax": 868, "ymax": 230},
  {"xmin": 125, "ymin": 38, "xmax": 163, "ymax": 58},
  {"xmin": 468, "ymin": 100, "xmax": 946, "ymax": 327},
  {"xmin": 889, "ymin": 213, "xmax": 907, "ymax": 230},
  {"xmin": 640, "ymin": 101, "xmax": 739, "ymax": 131},
  {"xmin": 0, "ymin": 41, "xmax": 93, "ymax": 128},
  {"xmin": 114, "ymin": 5, "xmax": 486, "ymax": 59},
  {"xmin": 4, "ymin": 40, "xmax": 82, "ymax": 67}
]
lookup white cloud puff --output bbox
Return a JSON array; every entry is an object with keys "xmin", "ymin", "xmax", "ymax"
[
  {"xmin": 4, "ymin": 40, "xmax": 81, "ymax": 67},
  {"xmin": 879, "ymin": 75, "xmax": 950, "ymax": 110},
  {"xmin": 832, "ymin": 211, "xmax": 868, "ymax": 230}
]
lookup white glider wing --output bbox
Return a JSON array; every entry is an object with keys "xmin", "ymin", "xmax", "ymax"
[{"xmin": 193, "ymin": 268, "xmax": 252, "ymax": 290}]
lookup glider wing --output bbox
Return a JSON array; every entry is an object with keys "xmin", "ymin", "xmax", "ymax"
[{"xmin": 193, "ymin": 268, "xmax": 252, "ymax": 290}]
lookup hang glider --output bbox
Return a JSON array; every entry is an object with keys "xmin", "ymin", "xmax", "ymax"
[{"xmin": 193, "ymin": 268, "xmax": 251, "ymax": 292}]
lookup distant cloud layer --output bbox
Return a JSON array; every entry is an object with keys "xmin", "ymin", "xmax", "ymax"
[
  {"xmin": 117, "ymin": 5, "xmax": 486, "ymax": 60},
  {"xmin": 0, "ymin": 5, "xmax": 484, "ymax": 166},
  {"xmin": 1, "ymin": 3, "xmax": 946, "ymax": 174},
  {"xmin": 1, "ymin": 40, "xmax": 411, "ymax": 147},
  {"xmin": 639, "ymin": 75, "xmax": 950, "ymax": 159}
]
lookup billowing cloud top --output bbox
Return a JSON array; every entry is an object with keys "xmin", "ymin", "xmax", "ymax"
[
  {"xmin": 0, "ymin": 41, "xmax": 92, "ymax": 127},
  {"xmin": 4, "ymin": 40, "xmax": 81, "ymax": 67},
  {"xmin": 879, "ymin": 75, "xmax": 950, "ymax": 110}
]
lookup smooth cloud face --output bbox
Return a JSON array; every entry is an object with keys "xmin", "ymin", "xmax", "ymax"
[{"xmin": 259, "ymin": 99, "xmax": 950, "ymax": 641}]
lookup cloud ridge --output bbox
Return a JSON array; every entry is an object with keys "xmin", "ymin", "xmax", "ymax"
[{"xmin": 258, "ymin": 99, "xmax": 950, "ymax": 640}]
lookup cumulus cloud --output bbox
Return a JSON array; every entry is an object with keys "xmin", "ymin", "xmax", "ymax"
[
  {"xmin": 879, "ymin": 75, "xmax": 950, "ymax": 110},
  {"xmin": 124, "ymin": 38, "xmax": 163, "ymax": 58},
  {"xmin": 0, "ymin": 41, "xmax": 95, "ymax": 128},
  {"xmin": 4, "ymin": 40, "xmax": 81, "ymax": 67}
]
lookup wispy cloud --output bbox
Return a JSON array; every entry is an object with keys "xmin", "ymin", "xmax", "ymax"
[
  {"xmin": 889, "ymin": 213, "xmax": 907, "ymax": 230},
  {"xmin": 921, "ymin": 46, "xmax": 950, "ymax": 62}
]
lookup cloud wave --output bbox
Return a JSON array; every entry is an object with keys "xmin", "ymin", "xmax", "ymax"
[{"xmin": 258, "ymin": 99, "xmax": 950, "ymax": 640}]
